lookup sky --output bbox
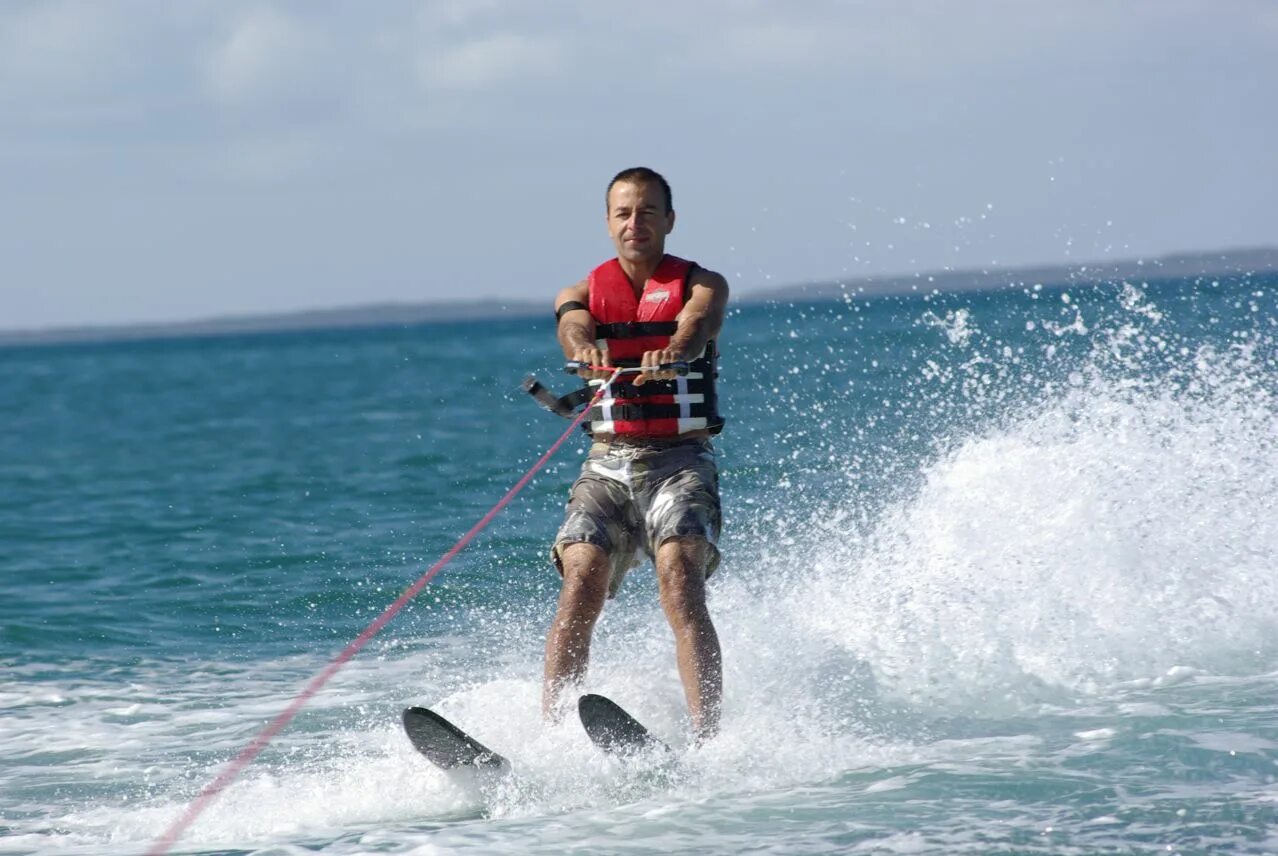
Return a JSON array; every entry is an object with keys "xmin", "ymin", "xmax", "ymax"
[{"xmin": 2, "ymin": 1, "xmax": 1275, "ymax": 330}]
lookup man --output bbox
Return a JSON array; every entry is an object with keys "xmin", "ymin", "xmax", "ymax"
[{"xmin": 544, "ymin": 166, "xmax": 729, "ymax": 741}]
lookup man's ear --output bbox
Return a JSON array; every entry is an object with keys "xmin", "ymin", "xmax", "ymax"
[{"xmin": 666, "ymin": 209, "xmax": 676, "ymax": 234}]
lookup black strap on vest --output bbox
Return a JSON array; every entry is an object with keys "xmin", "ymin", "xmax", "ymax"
[
  {"xmin": 587, "ymin": 402, "xmax": 717, "ymax": 422},
  {"xmin": 531, "ymin": 261, "xmax": 723, "ymax": 435},
  {"xmin": 594, "ymin": 320, "xmax": 679, "ymax": 341},
  {"xmin": 522, "ymin": 345, "xmax": 723, "ymax": 435},
  {"xmin": 582, "ymin": 341, "xmax": 724, "ymax": 435}
]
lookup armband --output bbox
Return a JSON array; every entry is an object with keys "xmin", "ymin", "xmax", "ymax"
[{"xmin": 555, "ymin": 300, "xmax": 589, "ymax": 322}]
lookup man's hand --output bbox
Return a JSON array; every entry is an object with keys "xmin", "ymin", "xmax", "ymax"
[
  {"xmin": 634, "ymin": 346, "xmax": 683, "ymax": 386},
  {"xmin": 572, "ymin": 346, "xmax": 613, "ymax": 381},
  {"xmin": 557, "ymin": 281, "xmax": 611, "ymax": 380}
]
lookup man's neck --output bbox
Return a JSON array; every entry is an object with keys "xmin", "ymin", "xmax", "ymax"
[{"xmin": 617, "ymin": 254, "xmax": 665, "ymax": 297}]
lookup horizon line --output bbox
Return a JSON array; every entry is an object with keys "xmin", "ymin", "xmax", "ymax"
[{"xmin": 4, "ymin": 244, "xmax": 1275, "ymax": 348}]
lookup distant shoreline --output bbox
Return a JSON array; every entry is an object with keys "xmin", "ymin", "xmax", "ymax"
[
  {"xmin": 4, "ymin": 246, "xmax": 1274, "ymax": 348},
  {"xmin": 748, "ymin": 246, "xmax": 1277, "ymax": 302}
]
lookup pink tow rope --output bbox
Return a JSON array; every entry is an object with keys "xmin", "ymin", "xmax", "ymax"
[{"xmin": 147, "ymin": 368, "xmax": 621, "ymax": 856}]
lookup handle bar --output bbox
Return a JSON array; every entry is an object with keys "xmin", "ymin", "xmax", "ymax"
[{"xmin": 564, "ymin": 361, "xmax": 690, "ymax": 377}]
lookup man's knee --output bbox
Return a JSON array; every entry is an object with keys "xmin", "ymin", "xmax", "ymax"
[
  {"xmin": 557, "ymin": 542, "xmax": 611, "ymax": 599},
  {"xmin": 559, "ymin": 540, "xmax": 608, "ymax": 573},
  {"xmin": 655, "ymin": 537, "xmax": 710, "ymax": 577},
  {"xmin": 655, "ymin": 537, "xmax": 710, "ymax": 615}
]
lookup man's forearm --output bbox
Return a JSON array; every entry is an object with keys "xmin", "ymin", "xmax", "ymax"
[
  {"xmin": 667, "ymin": 314, "xmax": 714, "ymax": 361},
  {"xmin": 558, "ymin": 321, "xmax": 597, "ymax": 358}
]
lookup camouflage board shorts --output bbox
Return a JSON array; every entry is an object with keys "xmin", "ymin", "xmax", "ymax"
[{"xmin": 552, "ymin": 437, "xmax": 722, "ymax": 597}]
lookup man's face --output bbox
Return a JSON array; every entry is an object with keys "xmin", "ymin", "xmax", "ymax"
[{"xmin": 606, "ymin": 180, "xmax": 675, "ymax": 264}]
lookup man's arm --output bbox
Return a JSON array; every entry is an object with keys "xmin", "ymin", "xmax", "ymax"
[
  {"xmin": 636, "ymin": 268, "xmax": 730, "ymax": 383},
  {"xmin": 554, "ymin": 281, "xmax": 610, "ymax": 379}
]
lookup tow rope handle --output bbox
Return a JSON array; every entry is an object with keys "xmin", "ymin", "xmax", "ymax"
[
  {"xmin": 522, "ymin": 361, "xmax": 690, "ymax": 421},
  {"xmin": 520, "ymin": 376, "xmax": 586, "ymax": 417},
  {"xmin": 563, "ymin": 360, "xmax": 690, "ymax": 376}
]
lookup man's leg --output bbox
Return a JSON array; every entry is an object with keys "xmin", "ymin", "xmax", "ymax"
[
  {"xmin": 543, "ymin": 541, "xmax": 611, "ymax": 721},
  {"xmin": 655, "ymin": 537, "xmax": 722, "ymax": 741}
]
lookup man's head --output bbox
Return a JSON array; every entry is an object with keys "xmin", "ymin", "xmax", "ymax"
[{"xmin": 605, "ymin": 166, "xmax": 675, "ymax": 265}]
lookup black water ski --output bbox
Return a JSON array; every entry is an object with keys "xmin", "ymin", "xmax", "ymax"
[
  {"xmin": 578, "ymin": 693, "xmax": 673, "ymax": 758},
  {"xmin": 402, "ymin": 706, "xmax": 508, "ymax": 771}
]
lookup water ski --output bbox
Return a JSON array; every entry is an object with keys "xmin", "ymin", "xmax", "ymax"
[
  {"xmin": 578, "ymin": 693, "xmax": 673, "ymax": 758},
  {"xmin": 402, "ymin": 706, "xmax": 509, "ymax": 771}
]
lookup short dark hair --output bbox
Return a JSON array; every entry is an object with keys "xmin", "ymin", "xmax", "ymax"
[{"xmin": 606, "ymin": 167, "xmax": 673, "ymax": 214}]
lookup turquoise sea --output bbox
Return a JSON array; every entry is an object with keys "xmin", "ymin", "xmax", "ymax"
[{"xmin": 3, "ymin": 272, "xmax": 1278, "ymax": 855}]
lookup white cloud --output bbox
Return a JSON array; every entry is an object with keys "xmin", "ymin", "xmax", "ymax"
[
  {"xmin": 1258, "ymin": 5, "xmax": 1278, "ymax": 36},
  {"xmin": 655, "ymin": 2, "xmax": 1180, "ymax": 80},
  {"xmin": 714, "ymin": 22, "xmax": 848, "ymax": 69},
  {"xmin": 0, "ymin": 1, "xmax": 126, "ymax": 96},
  {"xmin": 205, "ymin": 6, "xmax": 312, "ymax": 104},
  {"xmin": 1, "ymin": 2, "xmax": 1275, "ymax": 329},
  {"xmin": 217, "ymin": 131, "xmax": 335, "ymax": 182},
  {"xmin": 416, "ymin": 31, "xmax": 563, "ymax": 91},
  {"xmin": 417, "ymin": 0, "xmax": 508, "ymax": 29}
]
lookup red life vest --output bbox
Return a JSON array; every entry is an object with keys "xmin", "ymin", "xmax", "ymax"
[{"xmin": 584, "ymin": 255, "xmax": 723, "ymax": 437}]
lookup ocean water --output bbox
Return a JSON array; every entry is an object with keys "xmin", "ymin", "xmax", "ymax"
[{"xmin": 3, "ymin": 271, "xmax": 1278, "ymax": 855}]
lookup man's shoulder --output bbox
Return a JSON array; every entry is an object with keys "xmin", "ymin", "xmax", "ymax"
[
  {"xmin": 686, "ymin": 265, "xmax": 729, "ymax": 306},
  {"xmin": 688, "ymin": 264, "xmax": 728, "ymax": 291},
  {"xmin": 554, "ymin": 280, "xmax": 591, "ymax": 315}
]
